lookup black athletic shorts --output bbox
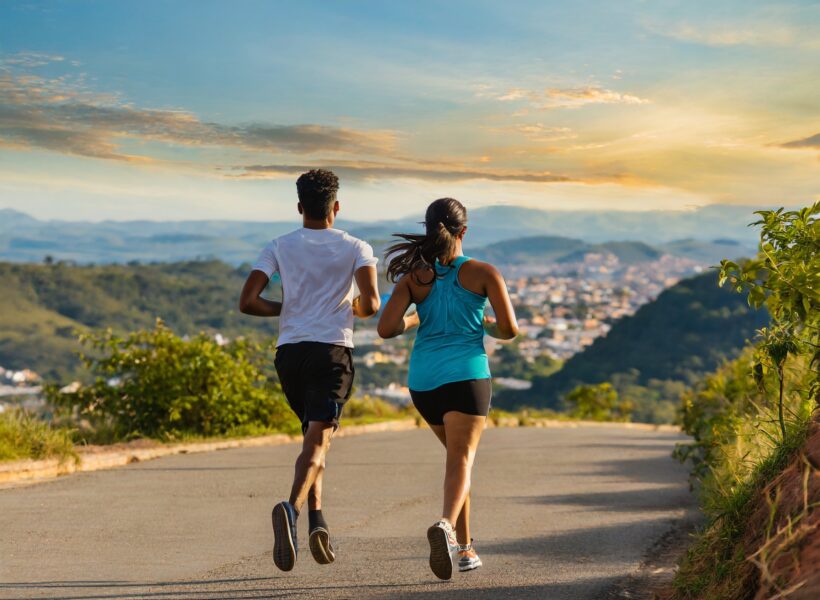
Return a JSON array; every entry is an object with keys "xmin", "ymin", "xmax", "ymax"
[
  {"xmin": 409, "ymin": 378, "xmax": 492, "ymax": 426},
  {"xmin": 274, "ymin": 342, "xmax": 355, "ymax": 435}
]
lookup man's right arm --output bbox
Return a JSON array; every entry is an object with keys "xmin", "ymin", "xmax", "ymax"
[{"xmin": 239, "ymin": 270, "xmax": 282, "ymax": 317}]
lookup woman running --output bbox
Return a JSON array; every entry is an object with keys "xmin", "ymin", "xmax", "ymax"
[{"xmin": 377, "ymin": 198, "xmax": 518, "ymax": 580}]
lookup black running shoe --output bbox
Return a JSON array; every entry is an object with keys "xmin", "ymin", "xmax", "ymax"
[
  {"xmin": 272, "ymin": 501, "xmax": 298, "ymax": 571},
  {"xmin": 309, "ymin": 526, "xmax": 336, "ymax": 564}
]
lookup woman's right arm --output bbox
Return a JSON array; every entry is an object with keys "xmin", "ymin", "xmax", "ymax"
[
  {"xmin": 482, "ymin": 265, "xmax": 519, "ymax": 340},
  {"xmin": 377, "ymin": 277, "xmax": 419, "ymax": 338}
]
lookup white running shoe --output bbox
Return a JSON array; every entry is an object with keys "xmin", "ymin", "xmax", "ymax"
[
  {"xmin": 426, "ymin": 519, "xmax": 459, "ymax": 580},
  {"xmin": 458, "ymin": 540, "xmax": 483, "ymax": 572}
]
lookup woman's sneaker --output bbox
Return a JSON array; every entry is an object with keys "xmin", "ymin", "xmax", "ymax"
[
  {"xmin": 309, "ymin": 526, "xmax": 336, "ymax": 564},
  {"xmin": 458, "ymin": 540, "xmax": 483, "ymax": 572},
  {"xmin": 426, "ymin": 519, "xmax": 459, "ymax": 580},
  {"xmin": 272, "ymin": 501, "xmax": 298, "ymax": 571}
]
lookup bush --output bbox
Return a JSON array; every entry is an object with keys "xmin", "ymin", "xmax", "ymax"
[
  {"xmin": 670, "ymin": 203, "xmax": 819, "ymax": 599},
  {"xmin": 0, "ymin": 410, "xmax": 77, "ymax": 463},
  {"xmin": 47, "ymin": 320, "xmax": 299, "ymax": 441},
  {"xmin": 565, "ymin": 382, "xmax": 633, "ymax": 422},
  {"xmin": 342, "ymin": 395, "xmax": 411, "ymax": 424}
]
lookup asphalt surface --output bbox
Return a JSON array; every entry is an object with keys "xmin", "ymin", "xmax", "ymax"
[{"xmin": 0, "ymin": 426, "xmax": 696, "ymax": 599}]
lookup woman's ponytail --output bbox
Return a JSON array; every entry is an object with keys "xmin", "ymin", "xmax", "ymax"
[{"xmin": 385, "ymin": 198, "xmax": 467, "ymax": 283}]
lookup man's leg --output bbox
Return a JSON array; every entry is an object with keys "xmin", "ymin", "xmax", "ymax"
[
  {"xmin": 289, "ymin": 421, "xmax": 335, "ymax": 513},
  {"xmin": 308, "ymin": 460, "xmax": 325, "ymax": 510},
  {"xmin": 272, "ymin": 421, "xmax": 333, "ymax": 572},
  {"xmin": 302, "ymin": 426, "xmax": 336, "ymax": 565}
]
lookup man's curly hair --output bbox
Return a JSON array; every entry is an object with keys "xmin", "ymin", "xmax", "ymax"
[{"xmin": 296, "ymin": 169, "xmax": 339, "ymax": 220}]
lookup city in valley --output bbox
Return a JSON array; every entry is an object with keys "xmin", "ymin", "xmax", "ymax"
[{"xmin": 354, "ymin": 252, "xmax": 705, "ymax": 402}]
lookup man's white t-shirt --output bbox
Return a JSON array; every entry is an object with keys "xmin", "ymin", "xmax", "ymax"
[{"xmin": 252, "ymin": 228, "xmax": 378, "ymax": 348}]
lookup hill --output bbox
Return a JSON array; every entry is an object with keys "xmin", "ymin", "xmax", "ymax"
[
  {"xmin": 497, "ymin": 271, "xmax": 769, "ymax": 420},
  {"xmin": 0, "ymin": 205, "xmax": 760, "ymax": 265},
  {"xmin": 0, "ymin": 260, "xmax": 281, "ymax": 381}
]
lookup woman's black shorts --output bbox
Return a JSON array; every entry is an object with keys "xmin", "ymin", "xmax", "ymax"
[{"xmin": 409, "ymin": 378, "xmax": 492, "ymax": 426}]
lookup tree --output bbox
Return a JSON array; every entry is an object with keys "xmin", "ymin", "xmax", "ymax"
[{"xmin": 565, "ymin": 382, "xmax": 633, "ymax": 422}]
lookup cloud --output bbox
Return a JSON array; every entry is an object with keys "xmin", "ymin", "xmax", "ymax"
[
  {"xmin": 502, "ymin": 124, "xmax": 577, "ymax": 143},
  {"xmin": 780, "ymin": 133, "xmax": 820, "ymax": 149},
  {"xmin": 0, "ymin": 52, "xmax": 65, "ymax": 68},
  {"xmin": 493, "ymin": 85, "xmax": 649, "ymax": 110},
  {"xmin": 0, "ymin": 67, "xmax": 397, "ymax": 162},
  {"xmin": 234, "ymin": 161, "xmax": 576, "ymax": 184},
  {"xmin": 542, "ymin": 87, "xmax": 649, "ymax": 109},
  {"xmin": 643, "ymin": 20, "xmax": 820, "ymax": 49}
]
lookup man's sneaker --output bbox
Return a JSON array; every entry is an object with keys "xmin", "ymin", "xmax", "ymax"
[
  {"xmin": 426, "ymin": 519, "xmax": 459, "ymax": 580},
  {"xmin": 458, "ymin": 540, "xmax": 483, "ymax": 572},
  {"xmin": 272, "ymin": 501, "xmax": 298, "ymax": 571},
  {"xmin": 309, "ymin": 526, "xmax": 336, "ymax": 565}
]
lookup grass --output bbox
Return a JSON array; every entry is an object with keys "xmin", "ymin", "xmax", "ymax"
[
  {"xmin": 671, "ymin": 418, "xmax": 813, "ymax": 599},
  {"xmin": 0, "ymin": 409, "xmax": 78, "ymax": 463}
]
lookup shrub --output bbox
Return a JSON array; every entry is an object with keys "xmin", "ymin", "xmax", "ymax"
[
  {"xmin": 47, "ymin": 320, "xmax": 299, "ymax": 441},
  {"xmin": 342, "ymin": 395, "xmax": 410, "ymax": 423},
  {"xmin": 670, "ymin": 203, "xmax": 818, "ymax": 598},
  {"xmin": 564, "ymin": 382, "xmax": 633, "ymax": 422}
]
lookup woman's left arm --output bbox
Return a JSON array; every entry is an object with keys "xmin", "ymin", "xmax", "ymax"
[{"xmin": 377, "ymin": 278, "xmax": 418, "ymax": 338}]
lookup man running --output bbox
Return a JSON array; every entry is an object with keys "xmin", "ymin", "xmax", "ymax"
[{"xmin": 239, "ymin": 169, "xmax": 380, "ymax": 571}]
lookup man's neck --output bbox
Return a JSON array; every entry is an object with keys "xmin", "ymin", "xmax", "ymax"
[{"xmin": 302, "ymin": 218, "xmax": 333, "ymax": 230}]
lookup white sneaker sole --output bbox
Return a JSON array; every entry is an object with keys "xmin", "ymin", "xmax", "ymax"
[
  {"xmin": 427, "ymin": 524, "xmax": 455, "ymax": 580},
  {"xmin": 459, "ymin": 557, "xmax": 483, "ymax": 572}
]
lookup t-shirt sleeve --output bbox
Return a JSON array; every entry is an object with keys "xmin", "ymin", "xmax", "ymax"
[
  {"xmin": 251, "ymin": 242, "xmax": 278, "ymax": 278},
  {"xmin": 354, "ymin": 240, "xmax": 379, "ymax": 270}
]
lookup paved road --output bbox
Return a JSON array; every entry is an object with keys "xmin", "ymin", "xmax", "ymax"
[{"xmin": 0, "ymin": 427, "xmax": 695, "ymax": 599}]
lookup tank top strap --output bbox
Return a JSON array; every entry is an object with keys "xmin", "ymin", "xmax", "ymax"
[{"xmin": 452, "ymin": 255, "xmax": 471, "ymax": 270}]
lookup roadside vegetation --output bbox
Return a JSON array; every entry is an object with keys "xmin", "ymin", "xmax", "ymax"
[
  {"xmin": 669, "ymin": 203, "xmax": 819, "ymax": 599},
  {"xmin": 1, "ymin": 321, "xmax": 418, "ymax": 462},
  {"xmin": 0, "ymin": 409, "xmax": 77, "ymax": 463}
]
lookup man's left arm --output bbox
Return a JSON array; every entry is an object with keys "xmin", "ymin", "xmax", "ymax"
[{"xmin": 353, "ymin": 265, "xmax": 380, "ymax": 318}]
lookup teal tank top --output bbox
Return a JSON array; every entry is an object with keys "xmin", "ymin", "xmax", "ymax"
[{"xmin": 408, "ymin": 256, "xmax": 491, "ymax": 391}]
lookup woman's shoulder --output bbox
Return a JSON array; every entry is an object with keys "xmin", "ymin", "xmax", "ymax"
[{"xmin": 463, "ymin": 258, "xmax": 502, "ymax": 279}]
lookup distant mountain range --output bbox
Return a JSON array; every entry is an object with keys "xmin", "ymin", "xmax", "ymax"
[{"xmin": 0, "ymin": 204, "xmax": 761, "ymax": 265}]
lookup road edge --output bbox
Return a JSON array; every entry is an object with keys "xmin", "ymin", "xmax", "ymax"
[{"xmin": 0, "ymin": 419, "xmax": 418, "ymax": 488}]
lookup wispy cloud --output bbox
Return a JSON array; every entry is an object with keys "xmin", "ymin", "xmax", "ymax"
[
  {"xmin": 496, "ymin": 124, "xmax": 577, "ymax": 143},
  {"xmin": 494, "ymin": 85, "xmax": 649, "ymax": 110},
  {"xmin": 0, "ymin": 66, "xmax": 398, "ymax": 162},
  {"xmin": 0, "ymin": 51, "xmax": 65, "ymax": 68},
  {"xmin": 643, "ymin": 19, "xmax": 820, "ymax": 49},
  {"xmin": 779, "ymin": 133, "xmax": 820, "ymax": 149},
  {"xmin": 233, "ymin": 161, "xmax": 577, "ymax": 184}
]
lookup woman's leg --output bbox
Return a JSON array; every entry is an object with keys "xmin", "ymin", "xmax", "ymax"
[
  {"xmin": 429, "ymin": 424, "xmax": 472, "ymax": 545},
  {"xmin": 440, "ymin": 412, "xmax": 485, "ymax": 527}
]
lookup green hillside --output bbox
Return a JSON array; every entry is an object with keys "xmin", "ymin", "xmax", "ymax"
[
  {"xmin": 557, "ymin": 240, "xmax": 662, "ymax": 263},
  {"xmin": 470, "ymin": 236, "xmax": 587, "ymax": 264},
  {"xmin": 0, "ymin": 260, "xmax": 280, "ymax": 380},
  {"xmin": 498, "ymin": 271, "xmax": 769, "ymax": 420},
  {"xmin": 471, "ymin": 236, "xmax": 665, "ymax": 265}
]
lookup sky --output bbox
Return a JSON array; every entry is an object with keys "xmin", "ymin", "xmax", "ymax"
[{"xmin": 0, "ymin": 0, "xmax": 818, "ymax": 222}]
